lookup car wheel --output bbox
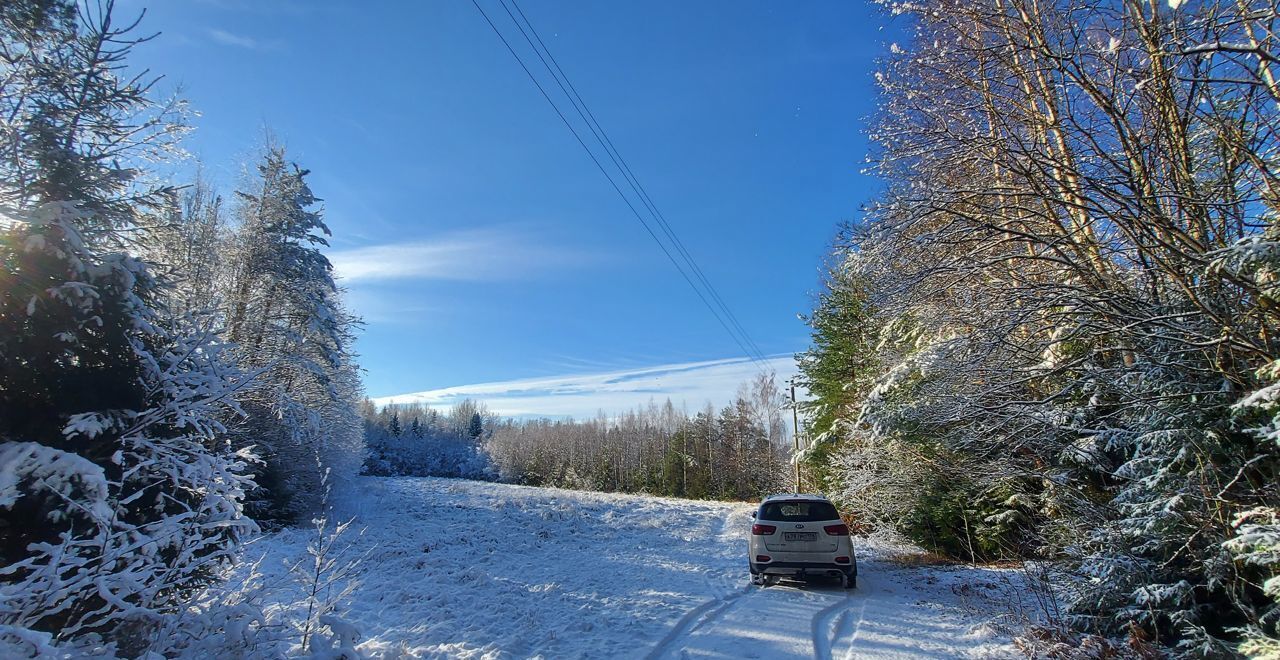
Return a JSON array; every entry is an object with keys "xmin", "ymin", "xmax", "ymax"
[{"xmin": 843, "ymin": 573, "xmax": 856, "ymax": 589}]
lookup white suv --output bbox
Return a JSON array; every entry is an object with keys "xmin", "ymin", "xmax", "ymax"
[{"xmin": 748, "ymin": 494, "xmax": 856, "ymax": 588}]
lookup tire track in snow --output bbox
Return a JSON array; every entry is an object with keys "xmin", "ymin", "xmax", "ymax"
[
  {"xmin": 639, "ymin": 503, "xmax": 1017, "ymax": 659},
  {"xmin": 643, "ymin": 587, "xmax": 752, "ymax": 660},
  {"xmin": 841, "ymin": 594, "xmax": 870, "ymax": 660},
  {"xmin": 645, "ymin": 503, "xmax": 747, "ymax": 654},
  {"xmin": 826, "ymin": 582, "xmax": 873, "ymax": 660},
  {"xmin": 645, "ymin": 505, "xmax": 754, "ymax": 660},
  {"xmin": 810, "ymin": 590, "xmax": 853, "ymax": 660}
]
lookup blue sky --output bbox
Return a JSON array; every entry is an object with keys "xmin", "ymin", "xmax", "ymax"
[{"xmin": 121, "ymin": 0, "xmax": 891, "ymax": 416}]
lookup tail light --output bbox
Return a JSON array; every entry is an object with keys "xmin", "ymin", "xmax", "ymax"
[
  {"xmin": 835, "ymin": 556, "xmax": 851, "ymax": 564},
  {"xmin": 756, "ymin": 555, "xmax": 772, "ymax": 563},
  {"xmin": 824, "ymin": 524, "xmax": 850, "ymax": 536},
  {"xmin": 751, "ymin": 524, "xmax": 777, "ymax": 535}
]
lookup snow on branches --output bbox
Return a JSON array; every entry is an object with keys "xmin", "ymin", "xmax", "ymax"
[{"xmin": 801, "ymin": 0, "xmax": 1280, "ymax": 654}]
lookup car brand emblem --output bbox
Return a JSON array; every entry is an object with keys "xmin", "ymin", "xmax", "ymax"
[{"xmin": 796, "ymin": 524, "xmax": 804, "ymax": 529}]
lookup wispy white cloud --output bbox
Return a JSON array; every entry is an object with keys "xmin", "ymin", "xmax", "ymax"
[
  {"xmin": 341, "ymin": 287, "xmax": 438, "ymax": 325},
  {"xmin": 207, "ymin": 28, "xmax": 260, "ymax": 49},
  {"xmin": 374, "ymin": 355, "xmax": 799, "ymax": 419},
  {"xmin": 328, "ymin": 227, "xmax": 599, "ymax": 283}
]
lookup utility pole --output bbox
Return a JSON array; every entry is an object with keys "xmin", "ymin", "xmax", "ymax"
[{"xmin": 790, "ymin": 380, "xmax": 801, "ymax": 493}]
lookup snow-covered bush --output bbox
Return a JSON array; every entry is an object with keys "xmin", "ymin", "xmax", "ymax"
[
  {"xmin": 123, "ymin": 554, "xmax": 287, "ymax": 659},
  {"xmin": 364, "ymin": 426, "xmax": 496, "ymax": 480},
  {"xmin": 307, "ymin": 617, "xmax": 365, "ymax": 660}
]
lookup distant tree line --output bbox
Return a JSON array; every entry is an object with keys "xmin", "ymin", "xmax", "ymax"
[
  {"xmin": 484, "ymin": 373, "xmax": 793, "ymax": 501},
  {"xmin": 0, "ymin": 0, "xmax": 363, "ymax": 653},
  {"xmin": 361, "ymin": 373, "xmax": 794, "ymax": 501}
]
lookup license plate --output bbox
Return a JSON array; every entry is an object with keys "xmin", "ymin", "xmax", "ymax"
[{"xmin": 784, "ymin": 532, "xmax": 817, "ymax": 542}]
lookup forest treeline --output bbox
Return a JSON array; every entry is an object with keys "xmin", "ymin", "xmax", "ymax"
[
  {"xmin": 798, "ymin": 0, "xmax": 1280, "ymax": 656},
  {"xmin": 362, "ymin": 399, "xmax": 498, "ymax": 481},
  {"xmin": 365, "ymin": 372, "xmax": 795, "ymax": 501},
  {"xmin": 0, "ymin": 0, "xmax": 363, "ymax": 654}
]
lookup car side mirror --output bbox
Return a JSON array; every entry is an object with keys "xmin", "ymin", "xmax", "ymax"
[{"xmin": 750, "ymin": 511, "xmax": 756, "ymax": 519}]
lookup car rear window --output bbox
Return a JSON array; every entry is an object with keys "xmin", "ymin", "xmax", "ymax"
[{"xmin": 758, "ymin": 501, "xmax": 840, "ymax": 522}]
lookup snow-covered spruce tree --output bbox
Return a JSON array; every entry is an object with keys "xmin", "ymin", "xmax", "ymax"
[
  {"xmin": 795, "ymin": 237, "xmax": 882, "ymax": 495},
  {"xmin": 0, "ymin": 0, "xmax": 254, "ymax": 643},
  {"xmin": 0, "ymin": 206, "xmax": 256, "ymax": 640},
  {"xmin": 223, "ymin": 147, "xmax": 364, "ymax": 525},
  {"xmin": 1216, "ymin": 212, "xmax": 1280, "ymax": 657}
]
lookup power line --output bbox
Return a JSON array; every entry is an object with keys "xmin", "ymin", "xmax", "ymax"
[
  {"xmin": 489, "ymin": 0, "xmax": 769, "ymax": 369},
  {"xmin": 470, "ymin": 0, "xmax": 770, "ymax": 372},
  {"xmin": 500, "ymin": 0, "xmax": 770, "ymax": 367},
  {"xmin": 469, "ymin": 0, "xmax": 770, "ymax": 374}
]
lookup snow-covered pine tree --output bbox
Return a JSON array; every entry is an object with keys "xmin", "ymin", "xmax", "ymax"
[{"xmin": 0, "ymin": 0, "xmax": 254, "ymax": 642}]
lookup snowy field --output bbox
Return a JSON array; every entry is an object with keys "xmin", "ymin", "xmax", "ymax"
[{"xmin": 238, "ymin": 477, "xmax": 1026, "ymax": 658}]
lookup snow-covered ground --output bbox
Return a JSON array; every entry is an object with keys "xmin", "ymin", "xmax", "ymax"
[{"xmin": 239, "ymin": 477, "xmax": 1026, "ymax": 658}]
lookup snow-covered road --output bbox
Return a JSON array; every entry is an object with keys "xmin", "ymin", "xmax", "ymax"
[
  {"xmin": 239, "ymin": 477, "xmax": 1022, "ymax": 658},
  {"xmin": 646, "ymin": 560, "xmax": 1011, "ymax": 659}
]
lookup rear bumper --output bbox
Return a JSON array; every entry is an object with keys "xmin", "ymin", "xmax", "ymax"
[{"xmin": 750, "ymin": 560, "xmax": 856, "ymax": 577}]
